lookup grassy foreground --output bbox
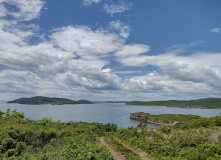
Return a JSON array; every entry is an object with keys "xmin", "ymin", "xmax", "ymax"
[{"xmin": 1, "ymin": 108, "xmax": 221, "ymax": 159}]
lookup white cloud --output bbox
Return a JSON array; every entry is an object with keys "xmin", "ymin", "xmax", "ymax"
[
  {"xmin": 115, "ymin": 44, "xmax": 150, "ymax": 58},
  {"xmin": 114, "ymin": 70, "xmax": 142, "ymax": 74},
  {"xmin": 116, "ymin": 47, "xmax": 221, "ymax": 92},
  {"xmin": 210, "ymin": 27, "xmax": 220, "ymax": 33},
  {"xmin": 2, "ymin": 0, "xmax": 44, "ymax": 21},
  {"xmin": 102, "ymin": 68, "xmax": 111, "ymax": 73},
  {"xmin": 0, "ymin": 2, "xmax": 126, "ymax": 97},
  {"xmin": 83, "ymin": 0, "xmax": 101, "ymax": 6},
  {"xmin": 0, "ymin": 2, "xmax": 7, "ymax": 17},
  {"xmin": 109, "ymin": 20, "xmax": 130, "ymax": 39},
  {"xmin": 1, "ymin": 0, "xmax": 221, "ymax": 100},
  {"xmin": 50, "ymin": 26, "xmax": 125, "ymax": 57},
  {"xmin": 103, "ymin": 2, "xmax": 133, "ymax": 16},
  {"xmin": 123, "ymin": 72, "xmax": 213, "ymax": 99}
]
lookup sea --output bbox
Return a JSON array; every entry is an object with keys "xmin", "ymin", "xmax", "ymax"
[{"xmin": 0, "ymin": 102, "xmax": 220, "ymax": 128}]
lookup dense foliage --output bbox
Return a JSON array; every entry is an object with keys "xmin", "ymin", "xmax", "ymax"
[
  {"xmin": 7, "ymin": 96, "xmax": 94, "ymax": 105},
  {"xmin": 116, "ymin": 113, "xmax": 221, "ymax": 160},
  {"xmin": 116, "ymin": 126, "xmax": 221, "ymax": 159},
  {"xmin": 0, "ymin": 109, "xmax": 115, "ymax": 159},
  {"xmin": 118, "ymin": 113, "xmax": 221, "ymax": 159},
  {"xmin": 1, "ymin": 108, "xmax": 221, "ymax": 159}
]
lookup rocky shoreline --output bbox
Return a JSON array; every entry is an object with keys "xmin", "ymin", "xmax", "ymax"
[
  {"xmin": 130, "ymin": 114, "xmax": 162, "ymax": 125},
  {"xmin": 166, "ymin": 105, "xmax": 206, "ymax": 109}
]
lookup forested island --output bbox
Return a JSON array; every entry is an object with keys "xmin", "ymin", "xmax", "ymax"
[
  {"xmin": 1, "ymin": 109, "xmax": 221, "ymax": 159},
  {"xmin": 7, "ymin": 96, "xmax": 94, "ymax": 105},
  {"xmin": 126, "ymin": 97, "xmax": 221, "ymax": 109},
  {"xmin": 94, "ymin": 101, "xmax": 129, "ymax": 103}
]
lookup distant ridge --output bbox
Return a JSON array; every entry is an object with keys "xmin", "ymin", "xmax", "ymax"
[
  {"xmin": 94, "ymin": 101, "xmax": 129, "ymax": 103},
  {"xmin": 126, "ymin": 98, "xmax": 221, "ymax": 109},
  {"xmin": 7, "ymin": 96, "xmax": 94, "ymax": 105}
]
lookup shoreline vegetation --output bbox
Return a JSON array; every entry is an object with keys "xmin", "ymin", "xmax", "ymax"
[
  {"xmin": 130, "ymin": 112, "xmax": 202, "ymax": 126},
  {"xmin": 126, "ymin": 97, "xmax": 221, "ymax": 109},
  {"xmin": 7, "ymin": 96, "xmax": 94, "ymax": 105},
  {"xmin": 1, "ymin": 109, "xmax": 221, "ymax": 159}
]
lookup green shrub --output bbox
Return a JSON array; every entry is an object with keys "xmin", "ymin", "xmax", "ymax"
[
  {"xmin": 159, "ymin": 124, "xmax": 171, "ymax": 134},
  {"xmin": 0, "ymin": 138, "xmax": 16, "ymax": 153}
]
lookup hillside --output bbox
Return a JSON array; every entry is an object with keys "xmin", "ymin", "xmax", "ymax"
[
  {"xmin": 126, "ymin": 98, "xmax": 221, "ymax": 108},
  {"xmin": 7, "ymin": 96, "xmax": 94, "ymax": 105}
]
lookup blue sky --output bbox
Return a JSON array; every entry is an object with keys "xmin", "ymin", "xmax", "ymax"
[{"xmin": 0, "ymin": 0, "xmax": 221, "ymax": 101}]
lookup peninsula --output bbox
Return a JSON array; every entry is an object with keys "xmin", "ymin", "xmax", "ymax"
[
  {"xmin": 130, "ymin": 112, "xmax": 201, "ymax": 126},
  {"xmin": 126, "ymin": 98, "xmax": 221, "ymax": 109},
  {"xmin": 7, "ymin": 96, "xmax": 94, "ymax": 105}
]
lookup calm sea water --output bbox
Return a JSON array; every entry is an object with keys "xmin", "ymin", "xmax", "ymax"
[{"xmin": 0, "ymin": 102, "xmax": 221, "ymax": 128}]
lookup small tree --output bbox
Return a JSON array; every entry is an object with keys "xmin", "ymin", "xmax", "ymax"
[
  {"xmin": 5, "ymin": 108, "xmax": 10, "ymax": 118},
  {"xmin": 159, "ymin": 124, "xmax": 171, "ymax": 134},
  {"xmin": 12, "ymin": 109, "xmax": 17, "ymax": 114},
  {"xmin": 0, "ymin": 109, "xmax": 5, "ymax": 117}
]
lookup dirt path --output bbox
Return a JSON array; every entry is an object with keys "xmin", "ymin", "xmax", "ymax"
[
  {"xmin": 99, "ymin": 137, "xmax": 126, "ymax": 160},
  {"xmin": 114, "ymin": 137, "xmax": 152, "ymax": 160}
]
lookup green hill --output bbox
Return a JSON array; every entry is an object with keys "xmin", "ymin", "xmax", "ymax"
[
  {"xmin": 7, "ymin": 96, "xmax": 94, "ymax": 105},
  {"xmin": 126, "ymin": 98, "xmax": 221, "ymax": 108}
]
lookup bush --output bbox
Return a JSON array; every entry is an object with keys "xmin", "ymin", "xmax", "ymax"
[
  {"xmin": 159, "ymin": 124, "xmax": 171, "ymax": 134},
  {"xmin": 0, "ymin": 138, "xmax": 16, "ymax": 153}
]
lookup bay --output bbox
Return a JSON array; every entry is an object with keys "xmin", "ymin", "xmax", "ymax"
[{"xmin": 0, "ymin": 102, "xmax": 221, "ymax": 128}]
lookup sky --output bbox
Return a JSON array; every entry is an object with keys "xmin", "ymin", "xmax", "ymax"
[{"xmin": 0, "ymin": 0, "xmax": 221, "ymax": 101}]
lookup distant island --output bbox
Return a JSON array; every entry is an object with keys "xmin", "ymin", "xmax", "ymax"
[
  {"xmin": 126, "ymin": 98, "xmax": 221, "ymax": 109},
  {"xmin": 7, "ymin": 96, "xmax": 94, "ymax": 105},
  {"xmin": 94, "ymin": 101, "xmax": 129, "ymax": 103}
]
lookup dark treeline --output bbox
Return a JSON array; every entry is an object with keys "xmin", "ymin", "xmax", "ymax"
[{"xmin": 126, "ymin": 98, "xmax": 221, "ymax": 108}]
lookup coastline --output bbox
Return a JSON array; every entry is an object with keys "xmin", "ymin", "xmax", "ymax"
[
  {"xmin": 125, "ymin": 104, "xmax": 220, "ymax": 109},
  {"xmin": 130, "ymin": 114, "xmax": 163, "ymax": 125}
]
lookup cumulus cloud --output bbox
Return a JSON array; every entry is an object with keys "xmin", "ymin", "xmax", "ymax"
[
  {"xmin": 0, "ymin": 70, "xmax": 59, "ymax": 94},
  {"xmin": 210, "ymin": 27, "xmax": 220, "ymax": 33},
  {"xmin": 1, "ymin": 0, "xmax": 44, "ymax": 21},
  {"xmin": 50, "ymin": 25, "xmax": 125, "ymax": 57},
  {"xmin": 115, "ymin": 44, "xmax": 150, "ymax": 58},
  {"xmin": 83, "ymin": 0, "xmax": 101, "ymax": 6},
  {"xmin": 1, "ymin": 0, "xmax": 221, "ymax": 100},
  {"xmin": 103, "ymin": 2, "xmax": 133, "ymax": 16},
  {"xmin": 0, "ymin": 1, "xmax": 126, "ymax": 99},
  {"xmin": 116, "ymin": 45, "xmax": 221, "ymax": 95},
  {"xmin": 102, "ymin": 68, "xmax": 111, "ymax": 73},
  {"xmin": 123, "ymin": 72, "xmax": 213, "ymax": 99},
  {"xmin": 0, "ymin": 25, "xmax": 124, "ymax": 92}
]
